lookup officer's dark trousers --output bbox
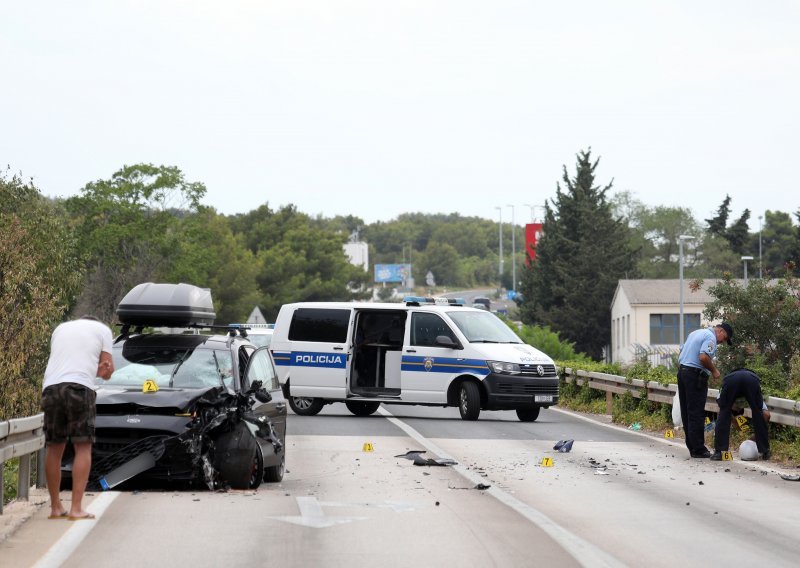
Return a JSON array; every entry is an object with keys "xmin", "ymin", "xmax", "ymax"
[
  {"xmin": 715, "ymin": 374, "xmax": 770, "ymax": 454},
  {"xmin": 677, "ymin": 365, "xmax": 709, "ymax": 455}
]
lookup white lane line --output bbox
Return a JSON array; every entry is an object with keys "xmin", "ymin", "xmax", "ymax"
[
  {"xmin": 33, "ymin": 491, "xmax": 120, "ymax": 568},
  {"xmin": 378, "ymin": 407, "xmax": 625, "ymax": 568}
]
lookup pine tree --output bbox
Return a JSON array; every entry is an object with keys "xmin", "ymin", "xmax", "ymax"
[
  {"xmin": 725, "ymin": 209, "xmax": 751, "ymax": 255},
  {"xmin": 706, "ymin": 195, "xmax": 732, "ymax": 237},
  {"xmin": 518, "ymin": 150, "xmax": 637, "ymax": 360}
]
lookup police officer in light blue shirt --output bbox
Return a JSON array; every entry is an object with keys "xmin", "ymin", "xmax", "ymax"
[{"xmin": 676, "ymin": 321, "xmax": 733, "ymax": 458}]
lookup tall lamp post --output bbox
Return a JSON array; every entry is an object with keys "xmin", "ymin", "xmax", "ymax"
[
  {"xmin": 742, "ymin": 255, "xmax": 754, "ymax": 286},
  {"xmin": 495, "ymin": 206, "xmax": 504, "ymax": 284},
  {"xmin": 507, "ymin": 204, "xmax": 516, "ymax": 293},
  {"xmin": 678, "ymin": 235, "xmax": 695, "ymax": 345},
  {"xmin": 758, "ymin": 215, "xmax": 763, "ymax": 279}
]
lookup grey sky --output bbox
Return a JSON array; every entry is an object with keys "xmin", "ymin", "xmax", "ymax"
[{"xmin": 2, "ymin": 1, "xmax": 798, "ymax": 228}]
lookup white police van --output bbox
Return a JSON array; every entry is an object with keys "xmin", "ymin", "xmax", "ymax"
[{"xmin": 271, "ymin": 297, "xmax": 558, "ymax": 421}]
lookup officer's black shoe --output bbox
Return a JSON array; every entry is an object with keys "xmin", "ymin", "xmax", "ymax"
[
  {"xmin": 761, "ymin": 450, "xmax": 771, "ymax": 460},
  {"xmin": 691, "ymin": 450, "xmax": 712, "ymax": 458},
  {"xmin": 709, "ymin": 451, "xmax": 724, "ymax": 461}
]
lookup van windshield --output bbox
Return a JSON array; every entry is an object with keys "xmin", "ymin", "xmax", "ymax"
[{"xmin": 446, "ymin": 311, "xmax": 523, "ymax": 344}]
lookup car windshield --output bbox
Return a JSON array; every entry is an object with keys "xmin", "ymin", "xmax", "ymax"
[
  {"xmin": 447, "ymin": 311, "xmax": 524, "ymax": 344},
  {"xmin": 107, "ymin": 344, "xmax": 234, "ymax": 389}
]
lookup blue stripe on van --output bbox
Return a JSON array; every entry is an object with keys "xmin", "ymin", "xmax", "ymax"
[
  {"xmin": 401, "ymin": 356, "xmax": 490, "ymax": 376},
  {"xmin": 272, "ymin": 351, "xmax": 292, "ymax": 366},
  {"xmin": 284, "ymin": 351, "xmax": 347, "ymax": 369}
]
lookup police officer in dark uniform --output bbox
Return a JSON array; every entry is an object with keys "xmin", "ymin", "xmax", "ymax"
[
  {"xmin": 711, "ymin": 368, "xmax": 771, "ymax": 460},
  {"xmin": 677, "ymin": 322, "xmax": 733, "ymax": 458}
]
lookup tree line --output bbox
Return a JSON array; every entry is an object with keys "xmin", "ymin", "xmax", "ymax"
[{"xmin": 3, "ymin": 155, "xmax": 800, "ymax": 418}]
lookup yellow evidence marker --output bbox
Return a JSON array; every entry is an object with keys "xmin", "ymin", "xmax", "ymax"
[
  {"xmin": 540, "ymin": 457, "xmax": 554, "ymax": 467},
  {"xmin": 735, "ymin": 415, "xmax": 747, "ymax": 427},
  {"xmin": 664, "ymin": 429, "xmax": 675, "ymax": 439},
  {"xmin": 362, "ymin": 442, "xmax": 374, "ymax": 453},
  {"xmin": 705, "ymin": 417, "xmax": 711, "ymax": 425},
  {"xmin": 142, "ymin": 380, "xmax": 159, "ymax": 393},
  {"xmin": 721, "ymin": 451, "xmax": 733, "ymax": 461}
]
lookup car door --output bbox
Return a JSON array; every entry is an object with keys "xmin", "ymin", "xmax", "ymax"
[
  {"xmin": 241, "ymin": 345, "xmax": 286, "ymax": 466},
  {"xmin": 400, "ymin": 311, "xmax": 461, "ymax": 403},
  {"xmin": 285, "ymin": 307, "xmax": 353, "ymax": 399}
]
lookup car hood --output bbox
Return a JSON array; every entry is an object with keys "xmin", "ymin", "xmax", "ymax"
[
  {"xmin": 95, "ymin": 385, "xmax": 224, "ymax": 412},
  {"xmin": 465, "ymin": 343, "xmax": 554, "ymax": 365}
]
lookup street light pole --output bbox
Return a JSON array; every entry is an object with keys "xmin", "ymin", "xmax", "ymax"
[
  {"xmin": 758, "ymin": 215, "xmax": 763, "ymax": 279},
  {"xmin": 742, "ymin": 255, "xmax": 754, "ymax": 286},
  {"xmin": 678, "ymin": 235, "xmax": 695, "ymax": 345},
  {"xmin": 495, "ymin": 206, "xmax": 504, "ymax": 282},
  {"xmin": 507, "ymin": 204, "xmax": 516, "ymax": 293}
]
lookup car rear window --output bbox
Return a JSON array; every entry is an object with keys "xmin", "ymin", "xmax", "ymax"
[{"xmin": 288, "ymin": 308, "xmax": 351, "ymax": 343}]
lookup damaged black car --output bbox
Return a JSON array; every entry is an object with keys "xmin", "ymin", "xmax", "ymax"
[{"xmin": 61, "ymin": 283, "xmax": 287, "ymax": 491}]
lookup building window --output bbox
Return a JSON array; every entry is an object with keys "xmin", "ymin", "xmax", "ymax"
[{"xmin": 650, "ymin": 314, "xmax": 701, "ymax": 344}]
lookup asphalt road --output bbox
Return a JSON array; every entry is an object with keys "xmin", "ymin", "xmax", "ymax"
[{"xmin": 4, "ymin": 404, "xmax": 800, "ymax": 567}]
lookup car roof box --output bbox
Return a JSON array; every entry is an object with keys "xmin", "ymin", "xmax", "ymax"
[{"xmin": 117, "ymin": 283, "xmax": 216, "ymax": 326}]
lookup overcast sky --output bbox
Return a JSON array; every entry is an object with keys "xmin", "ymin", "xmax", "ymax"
[{"xmin": 2, "ymin": 1, "xmax": 798, "ymax": 228}]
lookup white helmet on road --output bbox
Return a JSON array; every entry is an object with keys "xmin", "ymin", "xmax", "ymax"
[{"xmin": 739, "ymin": 439, "xmax": 759, "ymax": 461}]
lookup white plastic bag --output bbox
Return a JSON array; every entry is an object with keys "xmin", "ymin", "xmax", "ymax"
[{"xmin": 672, "ymin": 390, "xmax": 683, "ymax": 429}]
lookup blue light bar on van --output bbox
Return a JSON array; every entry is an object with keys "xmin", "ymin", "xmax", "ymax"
[{"xmin": 403, "ymin": 296, "xmax": 466, "ymax": 306}]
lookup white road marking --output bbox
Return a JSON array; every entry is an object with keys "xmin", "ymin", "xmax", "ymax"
[
  {"xmin": 268, "ymin": 496, "xmax": 368, "ymax": 528},
  {"xmin": 33, "ymin": 491, "xmax": 120, "ymax": 568},
  {"xmin": 378, "ymin": 406, "xmax": 626, "ymax": 568}
]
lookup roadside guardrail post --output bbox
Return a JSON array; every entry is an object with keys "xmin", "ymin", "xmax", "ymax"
[
  {"xmin": 606, "ymin": 391, "xmax": 613, "ymax": 415},
  {"xmin": 36, "ymin": 447, "xmax": 46, "ymax": 488},
  {"xmin": 18, "ymin": 454, "xmax": 31, "ymax": 501}
]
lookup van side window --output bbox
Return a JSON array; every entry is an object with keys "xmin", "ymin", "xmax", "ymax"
[
  {"xmin": 288, "ymin": 308, "xmax": 350, "ymax": 343},
  {"xmin": 410, "ymin": 313, "xmax": 457, "ymax": 347}
]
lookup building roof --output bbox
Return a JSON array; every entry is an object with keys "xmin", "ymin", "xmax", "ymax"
[{"xmin": 616, "ymin": 279, "xmax": 735, "ymax": 305}]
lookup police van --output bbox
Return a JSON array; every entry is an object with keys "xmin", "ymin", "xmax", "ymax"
[{"xmin": 270, "ymin": 297, "xmax": 558, "ymax": 421}]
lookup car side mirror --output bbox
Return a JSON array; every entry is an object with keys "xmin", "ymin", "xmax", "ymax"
[
  {"xmin": 434, "ymin": 335, "xmax": 460, "ymax": 349},
  {"xmin": 254, "ymin": 388, "xmax": 272, "ymax": 403}
]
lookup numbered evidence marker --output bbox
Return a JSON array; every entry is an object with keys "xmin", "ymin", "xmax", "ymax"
[
  {"xmin": 721, "ymin": 451, "xmax": 733, "ymax": 461},
  {"xmin": 736, "ymin": 415, "xmax": 747, "ymax": 427},
  {"xmin": 664, "ymin": 429, "xmax": 675, "ymax": 439},
  {"xmin": 540, "ymin": 457, "xmax": 554, "ymax": 467},
  {"xmin": 705, "ymin": 417, "xmax": 711, "ymax": 425},
  {"xmin": 362, "ymin": 442, "xmax": 374, "ymax": 453},
  {"xmin": 142, "ymin": 380, "xmax": 159, "ymax": 393}
]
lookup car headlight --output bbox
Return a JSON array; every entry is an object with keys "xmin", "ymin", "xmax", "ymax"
[{"xmin": 488, "ymin": 361, "xmax": 520, "ymax": 374}]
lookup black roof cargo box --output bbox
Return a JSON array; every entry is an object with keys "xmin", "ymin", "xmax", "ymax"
[{"xmin": 116, "ymin": 283, "xmax": 216, "ymax": 326}]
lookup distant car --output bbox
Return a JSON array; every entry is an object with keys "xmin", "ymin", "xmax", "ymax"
[
  {"xmin": 472, "ymin": 297, "xmax": 491, "ymax": 310},
  {"xmin": 242, "ymin": 323, "xmax": 275, "ymax": 348},
  {"xmin": 62, "ymin": 283, "xmax": 287, "ymax": 491}
]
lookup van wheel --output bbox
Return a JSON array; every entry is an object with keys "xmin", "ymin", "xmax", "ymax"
[
  {"xmin": 289, "ymin": 396, "xmax": 324, "ymax": 416},
  {"xmin": 459, "ymin": 382, "xmax": 481, "ymax": 421},
  {"xmin": 516, "ymin": 407, "xmax": 540, "ymax": 422},
  {"xmin": 345, "ymin": 401, "xmax": 381, "ymax": 417}
]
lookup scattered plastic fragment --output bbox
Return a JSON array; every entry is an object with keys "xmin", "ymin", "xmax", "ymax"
[
  {"xmin": 704, "ymin": 421, "xmax": 716, "ymax": 433},
  {"xmin": 595, "ymin": 470, "xmax": 609, "ymax": 476},
  {"xmin": 475, "ymin": 483, "xmax": 491, "ymax": 490},
  {"xmin": 554, "ymin": 439, "xmax": 574, "ymax": 453},
  {"xmin": 394, "ymin": 450, "xmax": 457, "ymax": 467},
  {"xmin": 629, "ymin": 423, "xmax": 642, "ymax": 431}
]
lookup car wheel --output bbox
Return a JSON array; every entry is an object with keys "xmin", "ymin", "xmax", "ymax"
[
  {"xmin": 264, "ymin": 452, "xmax": 285, "ymax": 483},
  {"xmin": 345, "ymin": 401, "xmax": 381, "ymax": 417},
  {"xmin": 249, "ymin": 444, "xmax": 264, "ymax": 489},
  {"xmin": 459, "ymin": 381, "xmax": 481, "ymax": 421},
  {"xmin": 288, "ymin": 396, "xmax": 324, "ymax": 416},
  {"xmin": 216, "ymin": 429, "xmax": 258, "ymax": 490},
  {"xmin": 516, "ymin": 407, "xmax": 540, "ymax": 422}
]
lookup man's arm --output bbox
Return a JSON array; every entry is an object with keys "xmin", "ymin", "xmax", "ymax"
[
  {"xmin": 698, "ymin": 353, "xmax": 720, "ymax": 380},
  {"xmin": 97, "ymin": 351, "xmax": 114, "ymax": 380}
]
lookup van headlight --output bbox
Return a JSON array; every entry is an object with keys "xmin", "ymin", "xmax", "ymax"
[{"xmin": 488, "ymin": 361, "xmax": 520, "ymax": 374}]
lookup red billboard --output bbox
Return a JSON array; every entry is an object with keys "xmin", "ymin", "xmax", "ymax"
[{"xmin": 525, "ymin": 223, "xmax": 543, "ymax": 264}]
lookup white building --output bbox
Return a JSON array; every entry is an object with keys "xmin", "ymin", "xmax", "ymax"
[
  {"xmin": 610, "ymin": 279, "xmax": 724, "ymax": 366},
  {"xmin": 344, "ymin": 241, "xmax": 369, "ymax": 272}
]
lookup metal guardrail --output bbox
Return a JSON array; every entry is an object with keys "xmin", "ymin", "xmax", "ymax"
[
  {"xmin": 0, "ymin": 413, "xmax": 45, "ymax": 514},
  {"xmin": 563, "ymin": 368, "xmax": 800, "ymax": 427}
]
